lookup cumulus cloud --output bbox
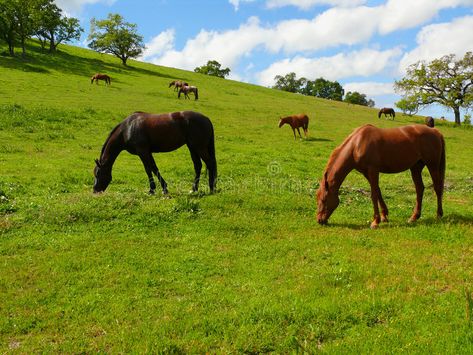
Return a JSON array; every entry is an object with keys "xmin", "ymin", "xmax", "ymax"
[
  {"xmin": 399, "ymin": 15, "xmax": 473, "ymax": 72},
  {"xmin": 256, "ymin": 48, "xmax": 403, "ymax": 86},
  {"xmin": 229, "ymin": 0, "xmax": 256, "ymax": 11},
  {"xmin": 140, "ymin": 29, "xmax": 176, "ymax": 62},
  {"xmin": 343, "ymin": 82, "xmax": 395, "ymax": 96},
  {"xmin": 266, "ymin": 0, "xmax": 366, "ymax": 9},
  {"xmin": 54, "ymin": 0, "xmax": 116, "ymax": 15}
]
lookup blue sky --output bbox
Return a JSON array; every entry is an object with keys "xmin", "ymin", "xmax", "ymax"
[{"xmin": 57, "ymin": 0, "xmax": 473, "ymax": 119}]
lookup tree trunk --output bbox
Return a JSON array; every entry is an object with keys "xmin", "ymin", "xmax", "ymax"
[{"xmin": 453, "ymin": 106, "xmax": 461, "ymax": 125}]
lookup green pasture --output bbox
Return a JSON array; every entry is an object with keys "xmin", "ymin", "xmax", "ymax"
[{"xmin": 1, "ymin": 43, "xmax": 473, "ymax": 353}]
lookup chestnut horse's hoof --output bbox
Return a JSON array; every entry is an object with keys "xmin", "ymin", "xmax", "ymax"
[{"xmin": 370, "ymin": 221, "xmax": 379, "ymax": 229}]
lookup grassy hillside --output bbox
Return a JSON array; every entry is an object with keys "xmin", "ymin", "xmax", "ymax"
[{"xmin": 1, "ymin": 42, "xmax": 473, "ymax": 353}]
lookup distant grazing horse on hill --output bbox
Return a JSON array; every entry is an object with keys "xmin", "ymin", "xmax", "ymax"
[
  {"xmin": 91, "ymin": 73, "xmax": 111, "ymax": 85},
  {"xmin": 425, "ymin": 116, "xmax": 435, "ymax": 127},
  {"xmin": 169, "ymin": 80, "xmax": 189, "ymax": 91},
  {"xmin": 178, "ymin": 85, "xmax": 199, "ymax": 100},
  {"xmin": 93, "ymin": 111, "xmax": 217, "ymax": 195},
  {"xmin": 378, "ymin": 107, "xmax": 395, "ymax": 119},
  {"xmin": 316, "ymin": 124, "xmax": 445, "ymax": 229},
  {"xmin": 279, "ymin": 114, "xmax": 309, "ymax": 139}
]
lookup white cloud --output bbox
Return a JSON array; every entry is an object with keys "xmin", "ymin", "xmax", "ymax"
[
  {"xmin": 399, "ymin": 15, "xmax": 473, "ymax": 72},
  {"xmin": 141, "ymin": 29, "xmax": 176, "ymax": 61},
  {"xmin": 266, "ymin": 0, "xmax": 366, "ymax": 9},
  {"xmin": 343, "ymin": 82, "xmax": 395, "ymax": 96},
  {"xmin": 229, "ymin": 0, "xmax": 256, "ymax": 11},
  {"xmin": 256, "ymin": 48, "xmax": 402, "ymax": 86},
  {"xmin": 54, "ymin": 0, "xmax": 116, "ymax": 15}
]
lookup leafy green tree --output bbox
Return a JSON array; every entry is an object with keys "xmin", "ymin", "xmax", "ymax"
[
  {"xmin": 303, "ymin": 78, "xmax": 344, "ymax": 101},
  {"xmin": 395, "ymin": 52, "xmax": 473, "ymax": 125},
  {"xmin": 34, "ymin": 0, "xmax": 82, "ymax": 52},
  {"xmin": 0, "ymin": 0, "xmax": 17, "ymax": 56},
  {"xmin": 10, "ymin": 0, "xmax": 37, "ymax": 57},
  {"xmin": 88, "ymin": 13, "xmax": 144, "ymax": 66},
  {"xmin": 344, "ymin": 91, "xmax": 375, "ymax": 107},
  {"xmin": 273, "ymin": 72, "xmax": 307, "ymax": 93},
  {"xmin": 194, "ymin": 60, "xmax": 230, "ymax": 78},
  {"xmin": 395, "ymin": 96, "xmax": 419, "ymax": 116}
]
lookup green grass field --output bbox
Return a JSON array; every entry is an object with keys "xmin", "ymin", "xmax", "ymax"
[{"xmin": 1, "ymin": 42, "xmax": 473, "ymax": 353}]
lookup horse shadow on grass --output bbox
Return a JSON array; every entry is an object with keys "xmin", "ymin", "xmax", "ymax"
[{"xmin": 303, "ymin": 137, "xmax": 332, "ymax": 143}]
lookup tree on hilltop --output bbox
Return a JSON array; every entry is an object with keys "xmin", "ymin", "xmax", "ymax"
[
  {"xmin": 395, "ymin": 52, "xmax": 473, "ymax": 125},
  {"xmin": 194, "ymin": 60, "xmax": 231, "ymax": 78},
  {"xmin": 344, "ymin": 91, "xmax": 375, "ymax": 107},
  {"xmin": 88, "ymin": 13, "xmax": 144, "ymax": 66}
]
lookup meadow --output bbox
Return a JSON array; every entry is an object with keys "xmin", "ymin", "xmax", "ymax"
[{"xmin": 1, "ymin": 43, "xmax": 473, "ymax": 353}]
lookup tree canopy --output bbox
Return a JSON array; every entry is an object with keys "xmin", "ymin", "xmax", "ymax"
[
  {"xmin": 344, "ymin": 91, "xmax": 375, "ymax": 107},
  {"xmin": 88, "ymin": 13, "xmax": 144, "ymax": 66},
  {"xmin": 395, "ymin": 52, "xmax": 473, "ymax": 125},
  {"xmin": 194, "ymin": 60, "xmax": 231, "ymax": 78}
]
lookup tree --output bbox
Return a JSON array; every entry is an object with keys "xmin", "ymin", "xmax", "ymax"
[
  {"xmin": 344, "ymin": 91, "xmax": 375, "ymax": 107},
  {"xmin": 194, "ymin": 60, "xmax": 230, "ymax": 78},
  {"xmin": 35, "ymin": 0, "xmax": 82, "ymax": 52},
  {"xmin": 88, "ymin": 13, "xmax": 144, "ymax": 66},
  {"xmin": 0, "ymin": 0, "xmax": 17, "ymax": 56},
  {"xmin": 395, "ymin": 96, "xmax": 419, "ymax": 116},
  {"xmin": 10, "ymin": 0, "xmax": 37, "ymax": 57},
  {"xmin": 273, "ymin": 72, "xmax": 307, "ymax": 93},
  {"xmin": 303, "ymin": 78, "xmax": 344, "ymax": 101},
  {"xmin": 394, "ymin": 52, "xmax": 473, "ymax": 125}
]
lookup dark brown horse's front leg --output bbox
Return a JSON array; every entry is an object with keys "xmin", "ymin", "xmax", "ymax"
[{"xmin": 409, "ymin": 162, "xmax": 425, "ymax": 223}]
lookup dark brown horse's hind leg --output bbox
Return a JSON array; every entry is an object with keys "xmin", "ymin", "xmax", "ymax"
[
  {"xmin": 409, "ymin": 162, "xmax": 425, "ymax": 223},
  {"xmin": 189, "ymin": 149, "xmax": 202, "ymax": 192},
  {"xmin": 198, "ymin": 148, "xmax": 217, "ymax": 193}
]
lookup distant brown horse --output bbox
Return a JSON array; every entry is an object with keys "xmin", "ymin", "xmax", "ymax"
[
  {"xmin": 279, "ymin": 114, "xmax": 309, "ymax": 139},
  {"xmin": 178, "ymin": 85, "xmax": 199, "ymax": 100},
  {"xmin": 425, "ymin": 116, "xmax": 435, "ymax": 127},
  {"xmin": 93, "ymin": 111, "xmax": 217, "ymax": 194},
  {"xmin": 91, "ymin": 73, "xmax": 111, "ymax": 85},
  {"xmin": 169, "ymin": 80, "xmax": 189, "ymax": 91},
  {"xmin": 317, "ymin": 124, "xmax": 445, "ymax": 229},
  {"xmin": 378, "ymin": 107, "xmax": 395, "ymax": 119}
]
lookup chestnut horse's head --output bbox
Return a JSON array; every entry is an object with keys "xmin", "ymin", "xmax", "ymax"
[
  {"xmin": 278, "ymin": 117, "xmax": 286, "ymax": 128},
  {"xmin": 316, "ymin": 172, "xmax": 339, "ymax": 225},
  {"xmin": 93, "ymin": 159, "xmax": 112, "ymax": 193}
]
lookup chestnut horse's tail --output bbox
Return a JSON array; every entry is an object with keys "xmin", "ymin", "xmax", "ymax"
[{"xmin": 439, "ymin": 134, "xmax": 446, "ymax": 196}]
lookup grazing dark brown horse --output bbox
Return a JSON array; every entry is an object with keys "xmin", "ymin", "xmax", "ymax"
[
  {"xmin": 178, "ymin": 85, "xmax": 199, "ymax": 100},
  {"xmin": 278, "ymin": 114, "xmax": 309, "ymax": 139},
  {"xmin": 378, "ymin": 107, "xmax": 395, "ymax": 119},
  {"xmin": 425, "ymin": 116, "xmax": 435, "ymax": 127},
  {"xmin": 91, "ymin": 73, "xmax": 111, "ymax": 85},
  {"xmin": 317, "ymin": 124, "xmax": 445, "ymax": 229},
  {"xmin": 169, "ymin": 80, "xmax": 189, "ymax": 91},
  {"xmin": 93, "ymin": 111, "xmax": 217, "ymax": 194}
]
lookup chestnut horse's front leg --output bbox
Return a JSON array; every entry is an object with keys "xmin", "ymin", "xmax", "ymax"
[
  {"xmin": 365, "ymin": 170, "xmax": 384, "ymax": 229},
  {"xmin": 409, "ymin": 162, "xmax": 425, "ymax": 223}
]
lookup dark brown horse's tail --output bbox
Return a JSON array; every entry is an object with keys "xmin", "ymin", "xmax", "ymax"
[
  {"xmin": 194, "ymin": 88, "xmax": 199, "ymax": 100},
  {"xmin": 208, "ymin": 124, "xmax": 217, "ymax": 191},
  {"xmin": 392, "ymin": 110, "xmax": 395, "ymax": 118}
]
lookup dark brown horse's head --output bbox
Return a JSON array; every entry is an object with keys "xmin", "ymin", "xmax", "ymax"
[
  {"xmin": 316, "ymin": 172, "xmax": 339, "ymax": 225},
  {"xmin": 93, "ymin": 159, "xmax": 112, "ymax": 193}
]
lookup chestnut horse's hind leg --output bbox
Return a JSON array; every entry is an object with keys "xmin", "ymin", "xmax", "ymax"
[
  {"xmin": 408, "ymin": 162, "xmax": 425, "ymax": 223},
  {"xmin": 426, "ymin": 164, "xmax": 444, "ymax": 219},
  {"xmin": 138, "ymin": 152, "xmax": 168, "ymax": 195}
]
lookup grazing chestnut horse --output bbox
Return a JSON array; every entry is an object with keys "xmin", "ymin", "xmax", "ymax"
[
  {"xmin": 317, "ymin": 124, "xmax": 445, "ymax": 229},
  {"xmin": 93, "ymin": 111, "xmax": 217, "ymax": 194},
  {"xmin": 91, "ymin": 73, "xmax": 111, "ymax": 85},
  {"xmin": 169, "ymin": 80, "xmax": 188, "ymax": 92},
  {"xmin": 425, "ymin": 116, "xmax": 435, "ymax": 127},
  {"xmin": 178, "ymin": 85, "xmax": 199, "ymax": 100},
  {"xmin": 378, "ymin": 107, "xmax": 395, "ymax": 119},
  {"xmin": 279, "ymin": 114, "xmax": 309, "ymax": 139}
]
